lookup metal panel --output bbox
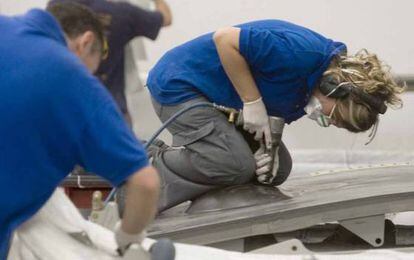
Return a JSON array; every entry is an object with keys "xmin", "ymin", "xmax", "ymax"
[{"xmin": 149, "ymin": 165, "xmax": 414, "ymax": 245}]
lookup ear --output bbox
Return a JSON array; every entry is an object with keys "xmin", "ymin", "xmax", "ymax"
[{"xmin": 78, "ymin": 31, "xmax": 96, "ymax": 56}]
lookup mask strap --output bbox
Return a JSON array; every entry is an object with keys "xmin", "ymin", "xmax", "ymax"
[{"xmin": 365, "ymin": 118, "xmax": 379, "ymax": 145}]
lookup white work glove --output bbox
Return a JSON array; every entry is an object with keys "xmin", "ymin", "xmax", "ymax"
[
  {"xmin": 114, "ymin": 221, "xmax": 147, "ymax": 255},
  {"xmin": 243, "ymin": 97, "xmax": 272, "ymax": 149},
  {"xmin": 254, "ymin": 143, "xmax": 280, "ymax": 185}
]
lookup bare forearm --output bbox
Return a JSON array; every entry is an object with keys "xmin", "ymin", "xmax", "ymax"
[
  {"xmin": 213, "ymin": 27, "xmax": 261, "ymax": 103},
  {"xmin": 154, "ymin": 0, "xmax": 172, "ymax": 26},
  {"xmin": 121, "ymin": 166, "xmax": 160, "ymax": 234}
]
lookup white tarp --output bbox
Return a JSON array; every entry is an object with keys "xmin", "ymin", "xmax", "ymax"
[{"xmin": 8, "ymin": 189, "xmax": 118, "ymax": 260}]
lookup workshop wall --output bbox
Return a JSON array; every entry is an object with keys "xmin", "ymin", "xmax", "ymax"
[
  {"xmin": 2, "ymin": 0, "xmax": 414, "ymax": 75},
  {"xmin": 0, "ymin": 0, "xmax": 46, "ymax": 14},
  {"xmin": 143, "ymin": 0, "xmax": 414, "ymax": 76}
]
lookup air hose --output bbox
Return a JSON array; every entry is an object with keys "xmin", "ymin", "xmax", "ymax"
[{"xmin": 104, "ymin": 102, "xmax": 218, "ymax": 206}]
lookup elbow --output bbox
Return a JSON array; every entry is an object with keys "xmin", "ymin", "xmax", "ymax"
[
  {"xmin": 213, "ymin": 27, "xmax": 231, "ymax": 45},
  {"xmin": 162, "ymin": 14, "xmax": 172, "ymax": 27},
  {"xmin": 213, "ymin": 27, "xmax": 239, "ymax": 47},
  {"xmin": 156, "ymin": 1, "xmax": 172, "ymax": 27},
  {"xmin": 128, "ymin": 166, "xmax": 160, "ymax": 196}
]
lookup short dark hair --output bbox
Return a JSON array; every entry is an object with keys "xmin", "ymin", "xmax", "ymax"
[{"xmin": 47, "ymin": 2, "xmax": 105, "ymax": 53}]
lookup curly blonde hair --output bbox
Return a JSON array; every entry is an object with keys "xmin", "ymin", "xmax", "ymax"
[{"xmin": 323, "ymin": 49, "xmax": 405, "ymax": 132}]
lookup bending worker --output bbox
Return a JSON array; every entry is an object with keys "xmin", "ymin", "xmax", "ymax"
[
  {"xmin": 48, "ymin": 0, "xmax": 172, "ymax": 125},
  {"xmin": 0, "ymin": 3, "xmax": 159, "ymax": 258},
  {"xmin": 145, "ymin": 20, "xmax": 404, "ymax": 211}
]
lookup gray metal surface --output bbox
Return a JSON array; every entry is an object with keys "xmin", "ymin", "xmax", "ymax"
[
  {"xmin": 251, "ymin": 239, "xmax": 312, "ymax": 255},
  {"xmin": 187, "ymin": 184, "xmax": 290, "ymax": 214},
  {"xmin": 339, "ymin": 215, "xmax": 385, "ymax": 247},
  {"xmin": 149, "ymin": 164, "xmax": 414, "ymax": 245}
]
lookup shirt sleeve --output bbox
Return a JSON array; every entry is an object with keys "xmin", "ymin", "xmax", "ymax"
[
  {"xmin": 77, "ymin": 95, "xmax": 149, "ymax": 187},
  {"xmin": 111, "ymin": 2, "xmax": 164, "ymax": 41},
  {"xmin": 238, "ymin": 27, "xmax": 295, "ymax": 75}
]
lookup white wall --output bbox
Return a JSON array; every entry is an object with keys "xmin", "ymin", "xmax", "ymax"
[
  {"xmin": 0, "ymin": 0, "xmax": 46, "ymax": 14},
  {"xmin": 2, "ymin": 0, "xmax": 414, "ymax": 75},
  {"xmin": 142, "ymin": 0, "xmax": 414, "ymax": 76}
]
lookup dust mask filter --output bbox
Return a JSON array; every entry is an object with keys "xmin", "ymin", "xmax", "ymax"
[{"xmin": 304, "ymin": 96, "xmax": 331, "ymax": 127}]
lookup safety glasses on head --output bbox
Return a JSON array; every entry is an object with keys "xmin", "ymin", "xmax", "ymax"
[{"xmin": 101, "ymin": 37, "xmax": 109, "ymax": 60}]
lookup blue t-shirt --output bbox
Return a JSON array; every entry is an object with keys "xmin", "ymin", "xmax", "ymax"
[
  {"xmin": 147, "ymin": 20, "xmax": 346, "ymax": 123},
  {"xmin": 0, "ymin": 9, "xmax": 149, "ymax": 256},
  {"xmin": 49, "ymin": 0, "xmax": 164, "ymax": 114}
]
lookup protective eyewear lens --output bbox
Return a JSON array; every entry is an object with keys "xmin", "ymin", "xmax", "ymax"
[{"xmin": 101, "ymin": 38, "xmax": 109, "ymax": 60}]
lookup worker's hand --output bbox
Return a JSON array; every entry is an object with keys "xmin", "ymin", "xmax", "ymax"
[
  {"xmin": 243, "ymin": 97, "xmax": 272, "ymax": 149},
  {"xmin": 254, "ymin": 143, "xmax": 280, "ymax": 185},
  {"xmin": 114, "ymin": 221, "xmax": 147, "ymax": 255},
  {"xmin": 254, "ymin": 143, "xmax": 271, "ymax": 177}
]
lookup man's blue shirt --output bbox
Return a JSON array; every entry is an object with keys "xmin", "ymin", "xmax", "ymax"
[
  {"xmin": 147, "ymin": 20, "xmax": 346, "ymax": 123},
  {"xmin": 49, "ymin": 0, "xmax": 164, "ymax": 114},
  {"xmin": 0, "ymin": 9, "xmax": 149, "ymax": 256}
]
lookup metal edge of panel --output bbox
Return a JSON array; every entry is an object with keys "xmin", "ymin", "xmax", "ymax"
[
  {"xmin": 149, "ymin": 193, "xmax": 414, "ymax": 245},
  {"xmin": 150, "ymin": 164, "xmax": 414, "ymax": 235}
]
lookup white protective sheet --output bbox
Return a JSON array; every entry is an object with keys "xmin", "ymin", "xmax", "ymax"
[
  {"xmin": 8, "ymin": 188, "xmax": 414, "ymax": 260},
  {"xmin": 8, "ymin": 189, "xmax": 118, "ymax": 260}
]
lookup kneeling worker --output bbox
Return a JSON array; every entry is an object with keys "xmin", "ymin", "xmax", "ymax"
[
  {"xmin": 146, "ymin": 20, "xmax": 404, "ymax": 211},
  {"xmin": 0, "ymin": 3, "xmax": 159, "ymax": 258}
]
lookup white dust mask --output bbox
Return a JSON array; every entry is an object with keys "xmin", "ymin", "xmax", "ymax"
[{"xmin": 304, "ymin": 96, "xmax": 332, "ymax": 127}]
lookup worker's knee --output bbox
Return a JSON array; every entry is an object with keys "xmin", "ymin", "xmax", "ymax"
[
  {"xmin": 204, "ymin": 143, "xmax": 255, "ymax": 185},
  {"xmin": 232, "ymin": 150, "xmax": 256, "ymax": 184},
  {"xmin": 207, "ymin": 130, "xmax": 256, "ymax": 185}
]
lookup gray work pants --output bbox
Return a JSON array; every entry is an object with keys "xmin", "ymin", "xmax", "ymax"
[{"xmin": 151, "ymin": 97, "xmax": 291, "ymax": 212}]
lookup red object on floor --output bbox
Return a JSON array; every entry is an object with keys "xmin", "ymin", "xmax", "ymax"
[
  {"xmin": 61, "ymin": 175, "xmax": 112, "ymax": 209},
  {"xmin": 63, "ymin": 187, "xmax": 111, "ymax": 209}
]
